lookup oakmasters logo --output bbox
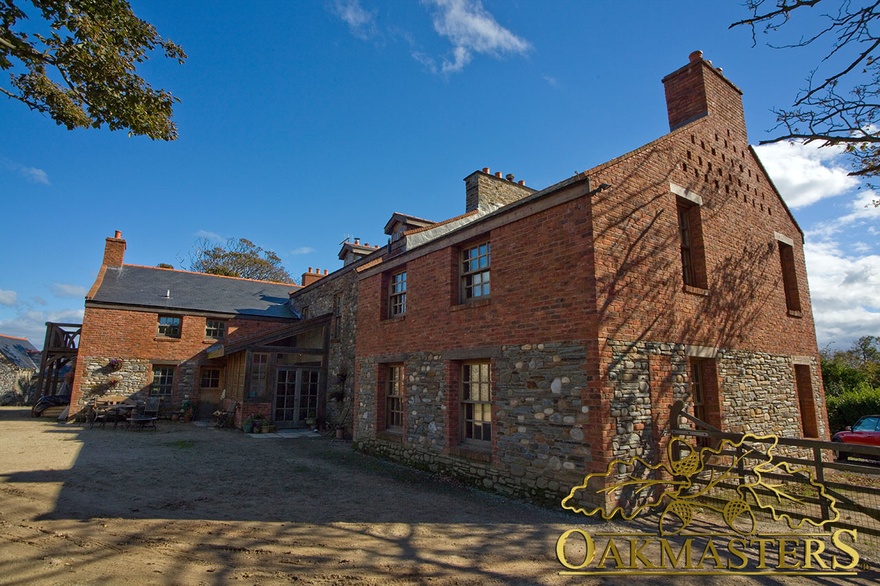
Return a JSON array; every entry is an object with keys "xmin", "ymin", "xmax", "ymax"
[{"xmin": 555, "ymin": 434, "xmax": 863, "ymax": 576}]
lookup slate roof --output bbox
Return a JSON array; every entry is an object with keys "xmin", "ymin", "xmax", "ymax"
[
  {"xmin": 89, "ymin": 265, "xmax": 299, "ymax": 319},
  {"xmin": 0, "ymin": 335, "xmax": 39, "ymax": 370}
]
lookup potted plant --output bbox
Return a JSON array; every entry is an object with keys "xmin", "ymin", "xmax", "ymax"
[
  {"xmin": 252, "ymin": 413, "xmax": 265, "ymax": 433},
  {"xmin": 243, "ymin": 416, "xmax": 254, "ymax": 433},
  {"xmin": 181, "ymin": 398, "xmax": 194, "ymax": 422},
  {"xmin": 304, "ymin": 411, "xmax": 317, "ymax": 427}
]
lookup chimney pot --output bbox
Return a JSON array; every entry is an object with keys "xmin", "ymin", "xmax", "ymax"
[
  {"xmin": 495, "ymin": 171, "xmax": 502, "ymax": 178},
  {"xmin": 354, "ymin": 238, "xmax": 360, "ymax": 245},
  {"xmin": 482, "ymin": 167, "xmax": 490, "ymax": 174},
  {"xmin": 689, "ymin": 50, "xmax": 703, "ymax": 63},
  {"xmin": 324, "ymin": 269, "xmax": 328, "ymax": 275},
  {"xmin": 114, "ymin": 230, "xmax": 122, "ymax": 239},
  {"xmin": 518, "ymin": 180, "xmax": 525, "ymax": 186}
]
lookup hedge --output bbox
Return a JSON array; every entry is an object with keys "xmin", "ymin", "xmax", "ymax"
[{"xmin": 825, "ymin": 385, "xmax": 880, "ymax": 433}]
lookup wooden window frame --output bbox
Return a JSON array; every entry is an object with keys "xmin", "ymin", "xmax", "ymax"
[
  {"xmin": 333, "ymin": 294, "xmax": 343, "ymax": 339},
  {"xmin": 460, "ymin": 361, "xmax": 492, "ymax": 444},
  {"xmin": 200, "ymin": 367, "xmax": 221, "ymax": 389},
  {"xmin": 389, "ymin": 271, "xmax": 407, "ymax": 317},
  {"xmin": 778, "ymin": 241, "xmax": 802, "ymax": 314},
  {"xmin": 157, "ymin": 315, "xmax": 181, "ymax": 338},
  {"xmin": 205, "ymin": 319, "xmax": 226, "ymax": 339},
  {"xmin": 794, "ymin": 364, "xmax": 818, "ymax": 438},
  {"xmin": 150, "ymin": 365, "xmax": 175, "ymax": 397},
  {"xmin": 677, "ymin": 198, "xmax": 707, "ymax": 291},
  {"xmin": 460, "ymin": 241, "xmax": 491, "ymax": 302},
  {"xmin": 384, "ymin": 364, "xmax": 405, "ymax": 432},
  {"xmin": 689, "ymin": 357, "xmax": 721, "ymax": 445}
]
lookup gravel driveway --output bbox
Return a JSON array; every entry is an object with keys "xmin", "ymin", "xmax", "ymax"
[{"xmin": 0, "ymin": 407, "xmax": 876, "ymax": 585}]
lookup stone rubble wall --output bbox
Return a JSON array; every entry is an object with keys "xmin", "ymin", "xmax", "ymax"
[
  {"xmin": 606, "ymin": 339, "xmax": 824, "ymax": 479},
  {"xmin": 291, "ymin": 270, "xmax": 358, "ymax": 431},
  {"xmin": 355, "ymin": 341, "xmax": 588, "ymax": 506}
]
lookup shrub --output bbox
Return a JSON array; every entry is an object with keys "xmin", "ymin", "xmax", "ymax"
[{"xmin": 826, "ymin": 384, "xmax": 880, "ymax": 433}]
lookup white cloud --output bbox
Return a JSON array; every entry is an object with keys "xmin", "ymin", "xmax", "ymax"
[
  {"xmin": 423, "ymin": 0, "xmax": 531, "ymax": 74},
  {"xmin": 1, "ymin": 157, "xmax": 51, "ymax": 185},
  {"xmin": 332, "ymin": 0, "xmax": 379, "ymax": 40},
  {"xmin": 195, "ymin": 230, "xmax": 224, "ymax": 243},
  {"xmin": 21, "ymin": 166, "xmax": 50, "ymax": 185},
  {"xmin": 0, "ymin": 290, "xmax": 17, "ymax": 306},
  {"xmin": 803, "ymin": 240, "xmax": 880, "ymax": 349},
  {"xmin": 753, "ymin": 142, "xmax": 857, "ymax": 209},
  {"xmin": 289, "ymin": 246, "xmax": 315, "ymax": 255},
  {"xmin": 0, "ymin": 308, "xmax": 84, "ymax": 350},
  {"xmin": 50, "ymin": 283, "xmax": 88, "ymax": 299},
  {"xmin": 756, "ymin": 140, "xmax": 880, "ymax": 349}
]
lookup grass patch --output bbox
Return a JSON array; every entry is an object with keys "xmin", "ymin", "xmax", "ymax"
[{"xmin": 166, "ymin": 440, "xmax": 197, "ymax": 449}]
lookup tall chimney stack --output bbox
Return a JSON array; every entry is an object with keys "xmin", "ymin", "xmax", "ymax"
[
  {"xmin": 102, "ymin": 230, "xmax": 126, "ymax": 267},
  {"xmin": 662, "ymin": 51, "xmax": 746, "ymax": 141}
]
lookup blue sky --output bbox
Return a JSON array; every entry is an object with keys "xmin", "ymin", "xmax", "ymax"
[{"xmin": 1, "ymin": 0, "xmax": 877, "ymax": 351}]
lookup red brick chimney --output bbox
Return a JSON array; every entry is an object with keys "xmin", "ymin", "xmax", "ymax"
[
  {"xmin": 662, "ymin": 51, "xmax": 746, "ymax": 141},
  {"xmin": 102, "ymin": 230, "xmax": 126, "ymax": 267},
  {"xmin": 301, "ymin": 267, "xmax": 326, "ymax": 287}
]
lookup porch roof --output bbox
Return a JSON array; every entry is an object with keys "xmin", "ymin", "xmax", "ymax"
[{"xmin": 206, "ymin": 315, "xmax": 331, "ymax": 359}]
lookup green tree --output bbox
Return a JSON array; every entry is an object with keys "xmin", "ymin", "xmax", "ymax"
[
  {"xmin": 186, "ymin": 237, "xmax": 294, "ymax": 283},
  {"xmin": 1, "ymin": 0, "xmax": 186, "ymax": 140},
  {"xmin": 732, "ymin": 0, "xmax": 880, "ymax": 199}
]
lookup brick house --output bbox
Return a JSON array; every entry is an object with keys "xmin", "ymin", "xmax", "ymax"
[
  {"xmin": 68, "ymin": 52, "xmax": 826, "ymax": 510},
  {"xmin": 69, "ymin": 232, "xmax": 313, "ymax": 423},
  {"xmin": 291, "ymin": 52, "xmax": 827, "ymax": 507}
]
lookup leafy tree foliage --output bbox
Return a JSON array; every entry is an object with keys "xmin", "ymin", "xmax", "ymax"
[
  {"xmin": 732, "ymin": 0, "xmax": 880, "ymax": 194},
  {"xmin": 820, "ymin": 336, "xmax": 880, "ymax": 395},
  {"xmin": 1, "ymin": 0, "xmax": 186, "ymax": 139},
  {"xmin": 822, "ymin": 336, "xmax": 880, "ymax": 429},
  {"xmin": 186, "ymin": 237, "xmax": 294, "ymax": 283}
]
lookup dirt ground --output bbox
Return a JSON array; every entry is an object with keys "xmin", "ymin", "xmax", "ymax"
[{"xmin": 0, "ymin": 407, "xmax": 877, "ymax": 586}]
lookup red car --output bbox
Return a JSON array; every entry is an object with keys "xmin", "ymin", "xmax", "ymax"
[{"xmin": 833, "ymin": 415, "xmax": 880, "ymax": 461}]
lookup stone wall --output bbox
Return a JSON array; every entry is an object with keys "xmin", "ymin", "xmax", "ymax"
[
  {"xmin": 291, "ymin": 270, "xmax": 359, "ymax": 432},
  {"xmin": 605, "ymin": 339, "xmax": 827, "ymax": 480},
  {"xmin": 0, "ymin": 363, "xmax": 35, "ymax": 396},
  {"xmin": 355, "ymin": 341, "xmax": 589, "ymax": 506},
  {"xmin": 74, "ymin": 355, "xmax": 206, "ymax": 414},
  {"xmin": 76, "ymin": 356, "xmax": 152, "ymax": 402}
]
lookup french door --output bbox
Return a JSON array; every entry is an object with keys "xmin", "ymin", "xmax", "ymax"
[{"xmin": 274, "ymin": 367, "xmax": 320, "ymax": 427}]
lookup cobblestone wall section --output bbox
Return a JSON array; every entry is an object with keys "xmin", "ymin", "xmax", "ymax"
[
  {"xmin": 0, "ymin": 364, "xmax": 35, "ymax": 396},
  {"xmin": 605, "ymin": 340, "xmax": 825, "ymax": 476},
  {"xmin": 404, "ymin": 353, "xmax": 448, "ymax": 449},
  {"xmin": 717, "ymin": 350, "xmax": 823, "ymax": 438},
  {"xmin": 356, "ymin": 341, "xmax": 588, "ymax": 505},
  {"xmin": 77, "ymin": 357, "xmax": 151, "ymax": 402},
  {"xmin": 496, "ymin": 342, "xmax": 589, "ymax": 487}
]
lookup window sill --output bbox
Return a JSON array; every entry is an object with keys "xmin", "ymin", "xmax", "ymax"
[
  {"xmin": 377, "ymin": 429, "xmax": 404, "ymax": 443},
  {"xmin": 203, "ymin": 338, "xmax": 223, "ymax": 344},
  {"xmin": 381, "ymin": 315, "xmax": 406, "ymax": 324},
  {"xmin": 787, "ymin": 309, "xmax": 803, "ymax": 318},
  {"xmin": 682, "ymin": 285, "xmax": 708, "ymax": 296},
  {"xmin": 154, "ymin": 337, "xmax": 181, "ymax": 342},
  {"xmin": 449, "ymin": 443, "xmax": 492, "ymax": 463},
  {"xmin": 451, "ymin": 298, "xmax": 491, "ymax": 312}
]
